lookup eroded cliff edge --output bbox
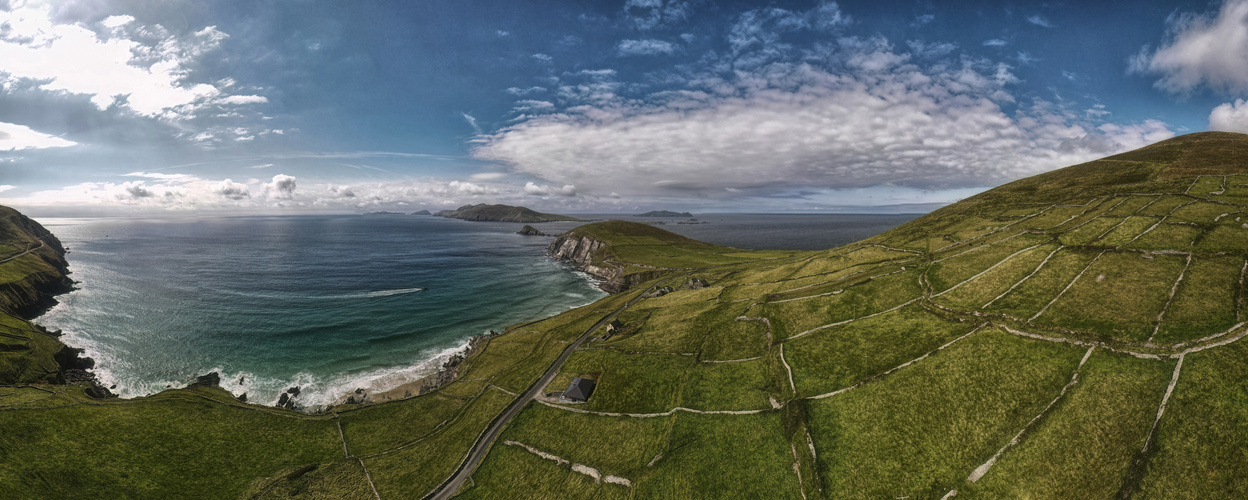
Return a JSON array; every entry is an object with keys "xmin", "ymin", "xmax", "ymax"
[{"xmin": 545, "ymin": 221, "xmax": 680, "ymax": 293}]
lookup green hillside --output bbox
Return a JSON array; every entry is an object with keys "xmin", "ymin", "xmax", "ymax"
[{"xmin": 4, "ymin": 131, "xmax": 1248, "ymax": 498}]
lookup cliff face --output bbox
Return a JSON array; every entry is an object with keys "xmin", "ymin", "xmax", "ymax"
[{"xmin": 546, "ymin": 233, "xmax": 664, "ymax": 293}]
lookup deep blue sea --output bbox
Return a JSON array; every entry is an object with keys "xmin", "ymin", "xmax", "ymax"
[{"xmin": 33, "ymin": 213, "xmax": 917, "ymax": 407}]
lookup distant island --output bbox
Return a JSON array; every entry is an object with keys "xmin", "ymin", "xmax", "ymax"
[
  {"xmin": 634, "ymin": 210, "xmax": 693, "ymax": 217},
  {"xmin": 435, "ymin": 204, "xmax": 582, "ymax": 223},
  {"xmin": 410, "ymin": 210, "xmax": 432, "ymax": 215},
  {"xmin": 362, "ymin": 211, "xmax": 405, "ymax": 215}
]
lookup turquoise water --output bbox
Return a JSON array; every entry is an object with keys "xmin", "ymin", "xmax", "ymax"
[{"xmin": 35, "ymin": 215, "xmax": 604, "ymax": 408}]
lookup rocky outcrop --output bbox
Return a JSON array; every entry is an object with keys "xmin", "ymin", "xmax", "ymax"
[
  {"xmin": 517, "ymin": 225, "xmax": 546, "ymax": 236},
  {"xmin": 546, "ymin": 233, "xmax": 664, "ymax": 293},
  {"xmin": 410, "ymin": 210, "xmax": 432, "ymax": 215}
]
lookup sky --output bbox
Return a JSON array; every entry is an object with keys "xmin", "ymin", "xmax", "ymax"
[{"xmin": 1, "ymin": 0, "xmax": 1246, "ymax": 215}]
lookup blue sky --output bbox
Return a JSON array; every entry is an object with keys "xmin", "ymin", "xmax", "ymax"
[{"xmin": 0, "ymin": 0, "xmax": 1245, "ymax": 215}]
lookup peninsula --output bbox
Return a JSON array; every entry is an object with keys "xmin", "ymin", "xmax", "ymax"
[
  {"xmin": 434, "ymin": 204, "xmax": 581, "ymax": 223},
  {"xmin": 634, "ymin": 210, "xmax": 693, "ymax": 217}
]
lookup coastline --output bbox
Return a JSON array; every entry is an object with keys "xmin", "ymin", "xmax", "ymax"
[{"xmin": 34, "ymin": 225, "xmax": 609, "ymax": 413}]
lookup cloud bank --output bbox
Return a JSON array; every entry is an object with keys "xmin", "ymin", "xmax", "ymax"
[{"xmin": 478, "ymin": 5, "xmax": 1174, "ymax": 200}]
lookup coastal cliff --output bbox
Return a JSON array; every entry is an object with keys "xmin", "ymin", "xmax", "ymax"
[
  {"xmin": 0, "ymin": 206, "xmax": 74, "ymax": 318},
  {"xmin": 546, "ymin": 221, "xmax": 688, "ymax": 293}
]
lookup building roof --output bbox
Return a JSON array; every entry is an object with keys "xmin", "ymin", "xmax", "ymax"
[{"xmin": 564, "ymin": 377, "xmax": 596, "ymax": 402}]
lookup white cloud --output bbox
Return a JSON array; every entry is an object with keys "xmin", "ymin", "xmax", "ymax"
[
  {"xmin": 0, "ymin": 121, "xmax": 76, "ymax": 150},
  {"xmin": 215, "ymin": 95, "xmax": 268, "ymax": 105},
  {"xmin": 462, "ymin": 113, "xmax": 482, "ymax": 133},
  {"xmin": 983, "ymin": 39, "xmax": 1007, "ymax": 47},
  {"xmin": 101, "ymin": 15, "xmax": 135, "ymax": 28},
  {"xmin": 449, "ymin": 180, "xmax": 499, "ymax": 195},
  {"xmin": 0, "ymin": 185, "xmax": 15, "ymax": 193},
  {"xmin": 1131, "ymin": 0, "xmax": 1248, "ymax": 94},
  {"xmin": 496, "ymin": 30, "xmax": 510, "ymax": 37},
  {"xmin": 266, "ymin": 174, "xmax": 297, "ymax": 198},
  {"xmin": 470, "ymin": 172, "xmax": 507, "ymax": 181},
  {"xmin": 0, "ymin": 3, "xmax": 261, "ymax": 121},
  {"xmin": 617, "ymin": 39, "xmax": 676, "ymax": 56},
  {"xmin": 473, "ymin": 35, "xmax": 1174, "ymax": 199},
  {"xmin": 506, "ymin": 86, "xmax": 546, "ymax": 96},
  {"xmin": 1027, "ymin": 15, "xmax": 1054, "ymax": 28},
  {"xmin": 1209, "ymin": 99, "xmax": 1248, "ymax": 133},
  {"xmin": 523, "ymin": 182, "xmax": 576, "ymax": 197},
  {"xmin": 215, "ymin": 179, "xmax": 251, "ymax": 200}
]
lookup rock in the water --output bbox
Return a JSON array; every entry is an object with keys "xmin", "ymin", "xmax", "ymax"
[
  {"xmin": 277, "ymin": 392, "xmax": 290, "ymax": 408},
  {"xmin": 517, "ymin": 225, "xmax": 546, "ymax": 236},
  {"xmin": 236, "ymin": 393, "xmax": 247, "ymax": 403},
  {"xmin": 286, "ymin": 386, "xmax": 300, "ymax": 397},
  {"xmin": 194, "ymin": 372, "xmax": 221, "ymax": 387}
]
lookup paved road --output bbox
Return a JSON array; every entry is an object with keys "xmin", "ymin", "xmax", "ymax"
[
  {"xmin": 427, "ymin": 278, "xmax": 673, "ymax": 499},
  {"xmin": 0, "ymin": 240, "xmax": 43, "ymax": 265}
]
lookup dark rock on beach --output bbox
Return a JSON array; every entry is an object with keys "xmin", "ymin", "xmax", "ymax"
[{"xmin": 194, "ymin": 372, "xmax": 221, "ymax": 387}]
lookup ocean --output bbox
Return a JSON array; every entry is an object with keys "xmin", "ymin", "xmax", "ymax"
[{"xmin": 34, "ymin": 213, "xmax": 917, "ymax": 408}]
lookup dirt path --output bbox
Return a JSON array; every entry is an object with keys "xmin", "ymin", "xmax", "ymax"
[{"xmin": 0, "ymin": 239, "xmax": 44, "ymax": 265}]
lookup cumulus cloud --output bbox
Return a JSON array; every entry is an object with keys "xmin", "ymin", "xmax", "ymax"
[
  {"xmin": 0, "ymin": 4, "xmax": 229, "ymax": 117},
  {"xmin": 1131, "ymin": 0, "xmax": 1248, "ymax": 94},
  {"xmin": 266, "ymin": 174, "xmax": 297, "ymax": 198},
  {"xmin": 0, "ymin": 121, "xmax": 76, "ymax": 150},
  {"xmin": 617, "ymin": 39, "xmax": 676, "ymax": 56},
  {"xmin": 215, "ymin": 179, "xmax": 251, "ymax": 199},
  {"xmin": 523, "ymin": 182, "xmax": 576, "ymax": 197},
  {"xmin": 1209, "ymin": 99, "xmax": 1248, "ymax": 133},
  {"xmin": 474, "ymin": 22, "xmax": 1173, "ymax": 199},
  {"xmin": 0, "ymin": 185, "xmax": 14, "ymax": 193}
]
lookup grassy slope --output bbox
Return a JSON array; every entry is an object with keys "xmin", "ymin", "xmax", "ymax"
[{"xmin": 5, "ymin": 131, "xmax": 1248, "ymax": 497}]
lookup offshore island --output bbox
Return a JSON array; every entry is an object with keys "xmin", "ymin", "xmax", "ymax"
[{"xmin": 3, "ymin": 132, "xmax": 1248, "ymax": 497}]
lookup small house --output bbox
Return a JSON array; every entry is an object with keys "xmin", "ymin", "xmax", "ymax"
[
  {"xmin": 563, "ymin": 377, "xmax": 596, "ymax": 402},
  {"xmin": 606, "ymin": 319, "xmax": 623, "ymax": 335}
]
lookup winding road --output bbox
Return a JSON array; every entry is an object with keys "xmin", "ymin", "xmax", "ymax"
[
  {"xmin": 427, "ymin": 278, "xmax": 674, "ymax": 499},
  {"xmin": 0, "ymin": 239, "xmax": 44, "ymax": 265}
]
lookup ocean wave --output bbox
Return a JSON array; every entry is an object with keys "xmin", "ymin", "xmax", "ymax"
[
  {"xmin": 216, "ymin": 287, "xmax": 426, "ymax": 301},
  {"xmin": 321, "ymin": 287, "xmax": 426, "ymax": 300}
]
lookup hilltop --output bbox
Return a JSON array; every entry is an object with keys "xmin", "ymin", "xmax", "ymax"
[
  {"xmin": 435, "ymin": 204, "xmax": 582, "ymax": 223},
  {"xmin": 634, "ymin": 210, "xmax": 693, "ymax": 217},
  {"xmin": 4, "ymin": 131, "xmax": 1248, "ymax": 497}
]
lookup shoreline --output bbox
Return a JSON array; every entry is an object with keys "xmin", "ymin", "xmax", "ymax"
[{"xmin": 35, "ymin": 249, "xmax": 609, "ymax": 413}]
